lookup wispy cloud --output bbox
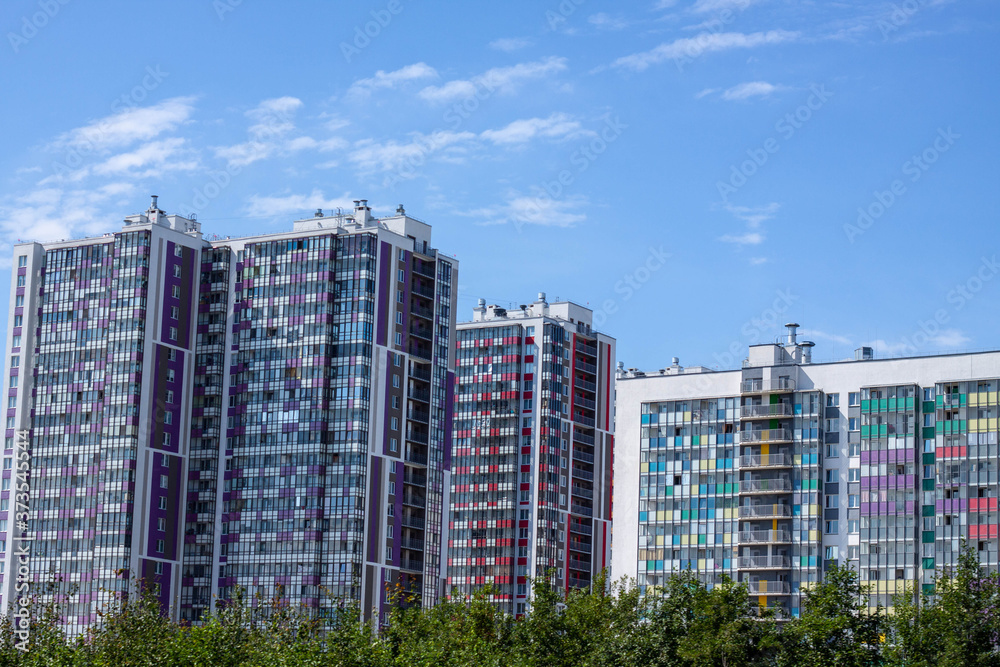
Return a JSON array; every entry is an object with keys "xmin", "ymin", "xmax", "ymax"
[
  {"xmin": 749, "ymin": 257, "xmax": 768, "ymax": 265},
  {"xmin": 489, "ymin": 37, "xmax": 532, "ymax": 52},
  {"xmin": 799, "ymin": 328, "xmax": 853, "ymax": 345},
  {"xmin": 589, "ymin": 13, "xmax": 629, "ymax": 30},
  {"xmin": 866, "ymin": 329, "xmax": 971, "ymax": 356},
  {"xmin": 691, "ymin": 0, "xmax": 757, "ymax": 13},
  {"xmin": 93, "ymin": 137, "xmax": 199, "ymax": 177},
  {"xmin": 346, "ymin": 63, "xmax": 438, "ymax": 99},
  {"xmin": 52, "ymin": 96, "xmax": 197, "ymax": 152},
  {"xmin": 349, "ymin": 131, "xmax": 477, "ymax": 174},
  {"xmin": 480, "ymin": 113, "xmax": 588, "ymax": 145},
  {"xmin": 245, "ymin": 189, "xmax": 356, "ymax": 219},
  {"xmin": 610, "ymin": 30, "xmax": 798, "ymax": 71},
  {"xmin": 720, "ymin": 231, "xmax": 763, "ymax": 245},
  {"xmin": 418, "ymin": 57, "xmax": 568, "ymax": 103},
  {"xmin": 722, "ymin": 80, "xmax": 782, "ymax": 100},
  {"xmin": 725, "ymin": 202, "xmax": 779, "ymax": 228}
]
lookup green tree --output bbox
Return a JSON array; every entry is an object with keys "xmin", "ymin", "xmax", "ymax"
[
  {"xmin": 675, "ymin": 575, "xmax": 776, "ymax": 667},
  {"xmin": 777, "ymin": 563, "xmax": 883, "ymax": 667}
]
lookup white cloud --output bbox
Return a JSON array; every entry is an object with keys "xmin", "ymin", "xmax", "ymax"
[
  {"xmin": 93, "ymin": 138, "xmax": 199, "ymax": 177},
  {"xmin": 866, "ymin": 329, "xmax": 970, "ymax": 357},
  {"xmin": 418, "ymin": 57, "xmax": 568, "ymax": 103},
  {"xmin": 695, "ymin": 88, "xmax": 718, "ymax": 98},
  {"xmin": 53, "ymin": 96, "xmax": 197, "ymax": 152},
  {"xmin": 480, "ymin": 113, "xmax": 587, "ymax": 145},
  {"xmin": 931, "ymin": 329, "xmax": 971, "ymax": 348},
  {"xmin": 349, "ymin": 131, "xmax": 477, "ymax": 174},
  {"xmin": 692, "ymin": 0, "xmax": 757, "ymax": 13},
  {"xmin": 654, "ymin": 0, "xmax": 679, "ymax": 8},
  {"xmin": 799, "ymin": 328, "xmax": 853, "ymax": 345},
  {"xmin": 749, "ymin": 257, "xmax": 768, "ymax": 265},
  {"xmin": 722, "ymin": 80, "xmax": 781, "ymax": 100},
  {"xmin": 346, "ymin": 63, "xmax": 438, "ymax": 99},
  {"xmin": 0, "ymin": 183, "xmax": 136, "ymax": 260},
  {"xmin": 245, "ymin": 189, "xmax": 357, "ymax": 219},
  {"xmin": 720, "ymin": 231, "xmax": 763, "ymax": 245},
  {"xmin": 610, "ymin": 30, "xmax": 798, "ymax": 71},
  {"xmin": 589, "ymin": 13, "xmax": 629, "ymax": 30},
  {"xmin": 490, "ymin": 37, "xmax": 532, "ymax": 52},
  {"xmin": 470, "ymin": 195, "xmax": 588, "ymax": 228},
  {"xmin": 725, "ymin": 202, "xmax": 779, "ymax": 228}
]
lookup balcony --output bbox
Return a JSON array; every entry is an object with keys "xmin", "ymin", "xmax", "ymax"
[
  {"xmin": 577, "ymin": 340, "xmax": 598, "ymax": 357},
  {"xmin": 570, "ymin": 486, "xmax": 594, "ymax": 500},
  {"xmin": 569, "ymin": 540, "xmax": 592, "ymax": 553},
  {"xmin": 738, "ymin": 504, "xmax": 792, "ymax": 519},
  {"xmin": 412, "ymin": 283, "xmax": 435, "ymax": 299},
  {"xmin": 568, "ymin": 556, "xmax": 591, "ymax": 572},
  {"xmin": 574, "ymin": 396, "xmax": 596, "ymax": 411},
  {"xmin": 574, "ymin": 376, "xmax": 597, "ymax": 393},
  {"xmin": 741, "ymin": 404, "xmax": 793, "ymax": 419},
  {"xmin": 410, "ymin": 304, "xmax": 434, "ymax": 320},
  {"xmin": 739, "ymin": 556, "xmax": 791, "ymax": 570},
  {"xmin": 569, "ymin": 521, "xmax": 593, "ymax": 536},
  {"xmin": 572, "ymin": 467, "xmax": 594, "ymax": 482},
  {"xmin": 573, "ymin": 430, "xmax": 595, "ymax": 446},
  {"xmin": 409, "ymin": 364, "xmax": 432, "ymax": 382},
  {"xmin": 405, "ymin": 449, "xmax": 427, "ymax": 466},
  {"xmin": 573, "ymin": 413, "xmax": 596, "ymax": 428},
  {"xmin": 412, "ymin": 261, "xmax": 435, "ymax": 279},
  {"xmin": 572, "ymin": 448, "xmax": 595, "ymax": 464},
  {"xmin": 402, "ymin": 515, "xmax": 425, "ymax": 530},
  {"xmin": 739, "ymin": 453, "xmax": 793, "ymax": 469},
  {"xmin": 407, "ymin": 408, "xmax": 430, "ymax": 424},
  {"xmin": 403, "ymin": 493, "xmax": 426, "ymax": 509},
  {"xmin": 404, "ymin": 471, "xmax": 427, "ymax": 487},
  {"xmin": 409, "ymin": 326, "xmax": 433, "ymax": 341},
  {"xmin": 575, "ymin": 360, "xmax": 597, "ymax": 375},
  {"xmin": 409, "ymin": 387, "xmax": 430, "ymax": 403},
  {"xmin": 741, "ymin": 378, "xmax": 796, "ymax": 394},
  {"xmin": 400, "ymin": 558, "xmax": 424, "ymax": 572},
  {"xmin": 406, "ymin": 429, "xmax": 429, "ymax": 445},
  {"xmin": 402, "ymin": 538, "xmax": 425, "ymax": 551},
  {"xmin": 747, "ymin": 581, "xmax": 791, "ymax": 595},
  {"xmin": 571, "ymin": 503, "xmax": 594, "ymax": 517},
  {"xmin": 739, "ymin": 478, "xmax": 792, "ymax": 494},
  {"xmin": 739, "ymin": 530, "xmax": 792, "ymax": 544},
  {"xmin": 739, "ymin": 429, "xmax": 793, "ymax": 444}
]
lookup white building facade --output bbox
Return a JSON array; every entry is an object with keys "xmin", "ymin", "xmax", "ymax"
[{"xmin": 613, "ymin": 324, "xmax": 1000, "ymax": 616}]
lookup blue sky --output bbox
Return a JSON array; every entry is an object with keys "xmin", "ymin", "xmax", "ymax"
[{"xmin": 1, "ymin": 0, "xmax": 997, "ymax": 371}]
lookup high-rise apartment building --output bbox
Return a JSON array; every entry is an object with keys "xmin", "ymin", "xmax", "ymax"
[
  {"xmin": 612, "ymin": 325, "xmax": 1000, "ymax": 617},
  {"xmin": 2, "ymin": 197, "xmax": 457, "ymax": 630},
  {"xmin": 447, "ymin": 295, "xmax": 614, "ymax": 615}
]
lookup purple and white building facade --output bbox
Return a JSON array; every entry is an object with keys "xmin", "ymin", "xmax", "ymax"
[{"xmin": 1, "ymin": 198, "xmax": 457, "ymax": 630}]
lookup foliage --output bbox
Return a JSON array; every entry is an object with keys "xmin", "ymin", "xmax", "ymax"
[{"xmin": 0, "ymin": 561, "xmax": 997, "ymax": 666}]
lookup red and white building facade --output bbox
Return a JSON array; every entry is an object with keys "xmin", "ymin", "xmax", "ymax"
[{"xmin": 447, "ymin": 294, "xmax": 615, "ymax": 615}]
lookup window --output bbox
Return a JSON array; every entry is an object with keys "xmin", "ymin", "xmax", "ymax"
[
  {"xmin": 167, "ymin": 370, "xmax": 175, "ymax": 383},
  {"xmin": 161, "ymin": 454, "xmax": 169, "ymax": 466},
  {"xmin": 391, "ymin": 396, "xmax": 399, "ymax": 409},
  {"xmin": 825, "ymin": 469, "xmax": 837, "ymax": 483},
  {"xmin": 387, "ymin": 504, "xmax": 393, "ymax": 517},
  {"xmin": 16, "ymin": 275, "xmax": 25, "ymax": 287},
  {"xmin": 848, "ymin": 392, "xmax": 860, "ymax": 406},
  {"xmin": 390, "ymin": 438, "xmax": 398, "ymax": 452},
  {"xmin": 826, "ymin": 444, "xmax": 839, "ymax": 458},
  {"xmin": 172, "ymin": 285, "xmax": 180, "ymax": 298},
  {"xmin": 157, "ymin": 518, "xmax": 166, "ymax": 531},
  {"xmin": 166, "ymin": 390, "xmax": 174, "ymax": 404},
  {"xmin": 173, "ymin": 265, "xmax": 181, "ymax": 278},
  {"xmin": 156, "ymin": 540, "xmax": 165, "ymax": 553},
  {"xmin": 170, "ymin": 306, "xmax": 179, "ymax": 320},
  {"xmin": 394, "ymin": 332, "xmax": 402, "ymax": 345},
  {"xmin": 163, "ymin": 433, "xmax": 171, "ymax": 447},
  {"xmin": 11, "ymin": 335, "xmax": 20, "ymax": 348},
  {"xmin": 826, "ymin": 495, "xmax": 839, "ymax": 508},
  {"xmin": 167, "ymin": 348, "xmax": 177, "ymax": 362},
  {"xmin": 848, "ymin": 494, "xmax": 859, "ymax": 508},
  {"xmin": 398, "ymin": 269, "xmax": 405, "ymax": 282},
  {"xmin": 12, "ymin": 315, "xmax": 21, "ymax": 327},
  {"xmin": 17, "ymin": 256, "xmax": 26, "ymax": 267},
  {"xmin": 160, "ymin": 475, "xmax": 169, "ymax": 489},
  {"xmin": 848, "ymin": 520, "xmax": 859, "ymax": 534},
  {"xmin": 923, "ymin": 387, "xmax": 935, "ymax": 400},
  {"xmin": 826, "ymin": 418, "xmax": 839, "ymax": 432},
  {"xmin": 849, "ymin": 418, "xmax": 860, "ymax": 431},
  {"xmin": 397, "ymin": 291, "xmax": 403, "ymax": 303},
  {"xmin": 393, "ymin": 354, "xmax": 401, "ymax": 367},
  {"xmin": 164, "ymin": 411, "xmax": 173, "ymax": 425},
  {"xmin": 391, "ymin": 417, "xmax": 398, "ymax": 431},
  {"xmin": 154, "ymin": 562, "xmax": 164, "ymax": 575},
  {"xmin": 825, "ymin": 546, "xmax": 839, "ymax": 560},
  {"xmin": 392, "ymin": 375, "xmax": 400, "ymax": 388},
  {"xmin": 159, "ymin": 496, "xmax": 167, "ymax": 510},
  {"xmin": 10, "ymin": 375, "xmax": 17, "ymax": 389},
  {"xmin": 14, "ymin": 295, "xmax": 23, "ymax": 307},
  {"xmin": 174, "ymin": 245, "xmax": 183, "ymax": 257},
  {"xmin": 9, "ymin": 357, "xmax": 18, "ymax": 368},
  {"xmin": 848, "ymin": 468, "xmax": 860, "ymax": 482},
  {"xmin": 395, "ymin": 312, "xmax": 403, "ymax": 325},
  {"xmin": 7, "ymin": 397, "xmax": 15, "ymax": 409},
  {"xmin": 388, "ymin": 482, "xmax": 395, "ymax": 495},
  {"xmin": 1, "ymin": 478, "xmax": 8, "ymax": 491},
  {"xmin": 2, "ymin": 458, "xmax": 9, "ymax": 470},
  {"xmin": 849, "ymin": 442, "xmax": 861, "ymax": 456},
  {"xmin": 826, "ymin": 394, "xmax": 839, "ymax": 407},
  {"xmin": 825, "ymin": 520, "xmax": 839, "ymax": 534}
]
